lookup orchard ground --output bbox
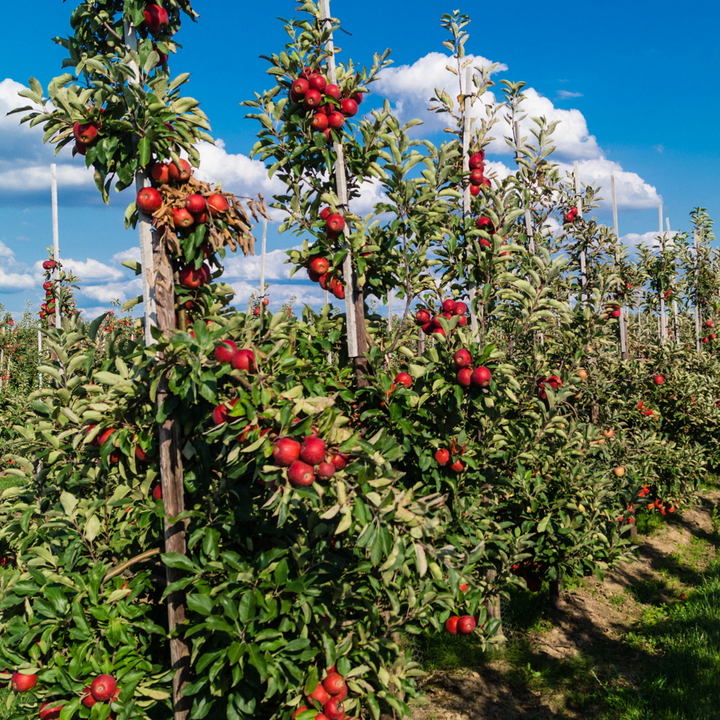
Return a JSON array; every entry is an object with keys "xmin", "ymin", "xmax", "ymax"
[{"xmin": 409, "ymin": 475, "xmax": 720, "ymax": 720}]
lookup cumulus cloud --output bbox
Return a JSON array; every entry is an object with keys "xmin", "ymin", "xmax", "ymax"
[
  {"xmin": 557, "ymin": 90, "xmax": 583, "ymax": 99},
  {"xmin": 34, "ymin": 257, "xmax": 124, "ymax": 283},
  {"xmin": 622, "ymin": 230, "xmax": 678, "ymax": 252},
  {"xmin": 0, "ymin": 78, "xmax": 95, "ymax": 206},
  {"xmin": 81, "ymin": 279, "xmax": 142, "ymax": 304}
]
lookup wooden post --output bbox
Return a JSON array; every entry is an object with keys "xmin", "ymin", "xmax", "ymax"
[
  {"xmin": 611, "ymin": 176, "xmax": 628, "ymax": 360},
  {"xmin": 658, "ymin": 205, "xmax": 667, "ymax": 343},
  {"xmin": 124, "ymin": 19, "xmax": 189, "ymax": 720},
  {"xmin": 259, "ymin": 219, "xmax": 267, "ymax": 301},
  {"xmin": 694, "ymin": 230, "xmax": 701, "ymax": 352},
  {"xmin": 574, "ymin": 162, "xmax": 586, "ymax": 293},
  {"xmin": 461, "ymin": 67, "xmax": 479, "ymax": 337},
  {"xmin": 50, "ymin": 164, "xmax": 61, "ymax": 330},
  {"xmin": 319, "ymin": 0, "xmax": 368, "ymax": 385}
]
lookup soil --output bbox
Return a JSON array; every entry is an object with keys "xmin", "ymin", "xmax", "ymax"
[{"xmin": 410, "ymin": 487, "xmax": 720, "ymax": 720}]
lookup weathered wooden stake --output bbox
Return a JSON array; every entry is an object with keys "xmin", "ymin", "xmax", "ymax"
[
  {"xmin": 319, "ymin": 0, "xmax": 368, "ymax": 384},
  {"xmin": 658, "ymin": 205, "xmax": 667, "ymax": 343},
  {"xmin": 694, "ymin": 230, "xmax": 701, "ymax": 353}
]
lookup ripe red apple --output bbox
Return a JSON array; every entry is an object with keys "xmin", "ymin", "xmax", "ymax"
[
  {"xmin": 326, "ymin": 214, "xmax": 345, "ymax": 234},
  {"xmin": 42, "ymin": 260, "xmax": 56, "ymax": 270},
  {"xmin": 352, "ymin": 91, "xmax": 364, "ymax": 105},
  {"xmin": 81, "ymin": 687, "xmax": 96, "ymax": 708},
  {"xmin": 11, "ymin": 671, "xmax": 37, "ymax": 692},
  {"xmin": 152, "ymin": 43, "xmax": 168, "ymax": 64},
  {"xmin": 304, "ymin": 89, "xmax": 323, "ymax": 109},
  {"xmin": 333, "ymin": 283, "xmax": 345, "ymax": 300},
  {"xmin": 457, "ymin": 368, "xmax": 472, "ymax": 387},
  {"xmin": 150, "ymin": 162, "xmax": 170, "ymax": 184},
  {"xmin": 231, "ymin": 349, "xmax": 256, "ymax": 372},
  {"xmin": 309, "ymin": 257, "xmax": 330, "ymax": 275},
  {"xmin": 395, "ymin": 371, "xmax": 412, "ymax": 389},
  {"xmin": 327, "ymin": 112, "xmax": 345, "ymax": 130},
  {"xmin": 73, "ymin": 121, "xmax": 99, "ymax": 145},
  {"xmin": 312, "ymin": 113, "xmax": 329, "ymax": 131},
  {"xmin": 416, "ymin": 309, "xmax": 431, "ymax": 325},
  {"xmin": 153, "ymin": 484, "xmax": 162, "ymax": 500},
  {"xmin": 39, "ymin": 702, "xmax": 64, "ymax": 720},
  {"xmin": 136, "ymin": 187, "xmax": 163, "ymax": 214},
  {"xmin": 706, "ymin": 320, "xmax": 714, "ymax": 328},
  {"xmin": 288, "ymin": 461, "xmax": 315, "ymax": 487},
  {"xmin": 450, "ymin": 459, "xmax": 464, "ymax": 472},
  {"xmin": 75, "ymin": 140, "xmax": 87, "ymax": 156},
  {"xmin": 168, "ymin": 159, "xmax": 192, "ymax": 182},
  {"xmin": 292, "ymin": 78, "xmax": 310, "ymax": 96},
  {"xmin": 340, "ymin": 98, "xmax": 358, "ymax": 117},
  {"xmin": 300, "ymin": 437, "xmax": 326, "ymax": 465},
  {"xmin": 477, "ymin": 216, "xmax": 495, "ymax": 233},
  {"xmin": 469, "ymin": 151, "xmax": 485, "ymax": 169},
  {"xmin": 293, "ymin": 706, "xmax": 309, "ymax": 720},
  {"xmin": 654, "ymin": 375, "xmax": 664, "ymax": 385},
  {"xmin": 433, "ymin": 327, "xmax": 446, "ymax": 337},
  {"xmin": 212, "ymin": 405, "xmax": 229, "ymax": 426},
  {"xmin": 323, "ymin": 698, "xmax": 344, "ymax": 720},
  {"xmin": 144, "ymin": 3, "xmax": 169, "ymax": 34},
  {"xmin": 453, "ymin": 302, "xmax": 467, "ymax": 316},
  {"xmin": 207, "ymin": 194, "xmax": 230, "ymax": 215},
  {"xmin": 435, "ymin": 448, "xmax": 450, "ymax": 466},
  {"xmin": 317, "ymin": 462, "xmax": 335, "ymax": 481},
  {"xmin": 98, "ymin": 428, "xmax": 115, "ymax": 446},
  {"xmin": 442, "ymin": 298, "xmax": 456, "ymax": 313},
  {"xmin": 331, "ymin": 453, "xmax": 348, "ymax": 470},
  {"xmin": 214, "ymin": 340, "xmax": 238, "ymax": 364},
  {"xmin": 471, "ymin": 366, "xmax": 492, "ymax": 388},
  {"xmin": 91, "ymin": 674, "xmax": 117, "ymax": 702},
  {"xmin": 323, "ymin": 672, "xmax": 346, "ymax": 696},
  {"xmin": 173, "ymin": 207, "xmax": 194, "ymax": 229},
  {"xmin": 273, "ymin": 438, "xmax": 301, "ymax": 467},
  {"xmin": 308, "ymin": 683, "xmax": 331, "ymax": 705},
  {"xmin": 445, "ymin": 616, "xmax": 459, "ymax": 634},
  {"xmin": 469, "ymin": 168, "xmax": 484, "ymax": 185},
  {"xmin": 43, "ymin": 281, "xmax": 52, "ymax": 291},
  {"xmin": 469, "ymin": 184, "xmax": 480, "ymax": 196},
  {"xmin": 308, "ymin": 74, "xmax": 327, "ymax": 92},
  {"xmin": 454, "ymin": 349, "xmax": 472, "ymax": 368},
  {"xmin": 324, "ymin": 84, "xmax": 342, "ymax": 101},
  {"xmin": 185, "ymin": 194, "xmax": 206, "ymax": 215},
  {"xmin": 458, "ymin": 615, "xmax": 477, "ymax": 635},
  {"xmin": 459, "ymin": 583, "xmax": 468, "ymax": 592},
  {"xmin": 178, "ymin": 265, "xmax": 202, "ymax": 289}
]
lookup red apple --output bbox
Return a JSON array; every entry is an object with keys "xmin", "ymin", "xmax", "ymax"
[
  {"xmin": 150, "ymin": 162, "xmax": 170, "ymax": 184},
  {"xmin": 469, "ymin": 168, "xmax": 484, "ymax": 185},
  {"xmin": 445, "ymin": 616, "xmax": 459, "ymax": 634},
  {"xmin": 340, "ymin": 98, "xmax": 358, "ymax": 117},
  {"xmin": 231, "ymin": 349, "xmax": 256, "ymax": 372},
  {"xmin": 43, "ymin": 281, "xmax": 52, "ymax": 291},
  {"xmin": 442, "ymin": 298, "xmax": 456, "ymax": 313},
  {"xmin": 214, "ymin": 340, "xmax": 238, "ymax": 363},
  {"xmin": 454, "ymin": 349, "xmax": 472, "ymax": 368},
  {"xmin": 178, "ymin": 265, "xmax": 202, "ymax": 289},
  {"xmin": 416, "ymin": 309, "xmax": 431, "ymax": 325},
  {"xmin": 185, "ymin": 194, "xmax": 206, "ymax": 215},
  {"xmin": 326, "ymin": 214, "xmax": 345, "ymax": 234},
  {"xmin": 469, "ymin": 151, "xmax": 485, "ymax": 169},
  {"xmin": 471, "ymin": 366, "xmax": 492, "ymax": 388},
  {"xmin": 168, "ymin": 159, "xmax": 192, "ymax": 182},
  {"xmin": 317, "ymin": 462, "xmax": 336, "ymax": 481},
  {"xmin": 308, "ymin": 74, "xmax": 327, "ymax": 92},
  {"xmin": 293, "ymin": 706, "xmax": 309, "ymax": 720},
  {"xmin": 706, "ymin": 320, "xmax": 714, "ymax": 328},
  {"xmin": 273, "ymin": 438, "xmax": 301, "ymax": 467},
  {"xmin": 307, "ymin": 683, "xmax": 331, "ymax": 705},
  {"xmin": 654, "ymin": 375, "xmax": 664, "ymax": 385},
  {"xmin": 207, "ymin": 194, "xmax": 229, "ymax": 215},
  {"xmin": 91, "ymin": 675, "xmax": 117, "ymax": 702},
  {"xmin": 323, "ymin": 699, "xmax": 344, "ymax": 720},
  {"xmin": 331, "ymin": 454, "xmax": 348, "ymax": 470},
  {"xmin": 212, "ymin": 405, "xmax": 230, "ymax": 426},
  {"xmin": 457, "ymin": 615, "xmax": 477, "ymax": 635},
  {"xmin": 144, "ymin": 3, "xmax": 169, "ymax": 34},
  {"xmin": 173, "ymin": 207, "xmax": 194, "ymax": 229},
  {"xmin": 453, "ymin": 302, "xmax": 467, "ymax": 315},
  {"xmin": 323, "ymin": 673, "xmax": 346, "ymax": 696},
  {"xmin": 324, "ymin": 84, "xmax": 342, "ymax": 100},
  {"xmin": 98, "ymin": 428, "xmax": 115, "ymax": 446},
  {"xmin": 477, "ymin": 216, "xmax": 495, "ymax": 233},
  {"xmin": 435, "ymin": 448, "xmax": 450, "ymax": 466},
  {"xmin": 81, "ymin": 687, "xmax": 96, "ymax": 708},
  {"xmin": 300, "ymin": 437, "xmax": 326, "ymax": 465},
  {"xmin": 469, "ymin": 184, "xmax": 480, "ymax": 196},
  {"xmin": 292, "ymin": 78, "xmax": 310, "ymax": 96},
  {"xmin": 288, "ymin": 461, "xmax": 315, "ymax": 487},
  {"xmin": 333, "ymin": 283, "xmax": 345, "ymax": 300},
  {"xmin": 304, "ymin": 89, "xmax": 323, "ymax": 110},
  {"xmin": 75, "ymin": 141, "xmax": 87, "ymax": 156},
  {"xmin": 152, "ymin": 484, "xmax": 162, "ymax": 500},
  {"xmin": 312, "ymin": 113, "xmax": 329, "ymax": 131},
  {"xmin": 352, "ymin": 91, "xmax": 364, "ymax": 105},
  {"xmin": 395, "ymin": 371, "xmax": 412, "ymax": 389},
  {"xmin": 73, "ymin": 121, "xmax": 99, "ymax": 145},
  {"xmin": 309, "ymin": 257, "xmax": 330, "ymax": 275},
  {"xmin": 39, "ymin": 702, "xmax": 64, "ymax": 720},
  {"xmin": 450, "ymin": 459, "xmax": 464, "ymax": 472},
  {"xmin": 136, "ymin": 187, "xmax": 163, "ymax": 214},
  {"xmin": 457, "ymin": 368, "xmax": 472, "ymax": 387},
  {"xmin": 11, "ymin": 671, "xmax": 37, "ymax": 692},
  {"xmin": 327, "ymin": 112, "xmax": 345, "ymax": 130}
]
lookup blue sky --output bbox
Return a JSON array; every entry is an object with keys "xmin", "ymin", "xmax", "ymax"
[{"xmin": 0, "ymin": 0, "xmax": 718, "ymax": 317}]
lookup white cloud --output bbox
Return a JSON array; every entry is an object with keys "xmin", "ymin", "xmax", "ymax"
[
  {"xmin": 81, "ymin": 279, "xmax": 141, "ymax": 304},
  {"xmin": 111, "ymin": 247, "xmax": 142, "ymax": 263},
  {"xmin": 35, "ymin": 257, "xmax": 124, "ymax": 282},
  {"xmin": 224, "ymin": 247, "xmax": 297, "ymax": 282},
  {"xmin": 622, "ymin": 230, "xmax": 677, "ymax": 251},
  {"xmin": 0, "ymin": 267, "xmax": 36, "ymax": 292},
  {"xmin": 557, "ymin": 90, "xmax": 583, "ymax": 99}
]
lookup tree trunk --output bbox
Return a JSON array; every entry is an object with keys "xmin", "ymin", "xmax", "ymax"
[
  {"xmin": 548, "ymin": 578, "xmax": 561, "ymax": 609},
  {"xmin": 353, "ymin": 284, "xmax": 369, "ymax": 387},
  {"xmin": 153, "ymin": 231, "xmax": 192, "ymax": 720}
]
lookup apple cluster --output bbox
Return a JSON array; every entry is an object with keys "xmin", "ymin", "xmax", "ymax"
[
  {"xmin": 604, "ymin": 303, "xmax": 621, "ymax": 320},
  {"xmin": 434, "ymin": 444, "xmax": 466, "ymax": 473},
  {"xmin": 563, "ymin": 206, "xmax": 579, "ymax": 224},
  {"xmin": 305, "ymin": 208, "xmax": 350, "ymax": 299},
  {"xmin": 453, "ymin": 348, "xmax": 492, "ymax": 391},
  {"xmin": 466, "ymin": 150, "xmax": 490, "ymax": 196},
  {"xmin": 10, "ymin": 671, "xmax": 119, "ymax": 720},
  {"xmin": 536, "ymin": 374, "xmax": 562, "ymax": 400},
  {"xmin": 289, "ymin": 67, "xmax": 364, "ymax": 143},
  {"xmin": 84, "ymin": 424, "xmax": 154, "ymax": 467},
  {"xmin": 272, "ymin": 435, "xmax": 347, "ymax": 488},
  {"xmin": 298, "ymin": 668, "xmax": 351, "ymax": 720},
  {"xmin": 415, "ymin": 298, "xmax": 468, "ymax": 337},
  {"xmin": 445, "ymin": 613, "xmax": 477, "ymax": 635}
]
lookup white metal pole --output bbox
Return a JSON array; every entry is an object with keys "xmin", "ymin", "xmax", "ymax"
[
  {"xmin": 694, "ymin": 230, "xmax": 701, "ymax": 352},
  {"xmin": 259, "ymin": 218, "xmax": 267, "ymax": 300},
  {"xmin": 666, "ymin": 217, "xmax": 679, "ymax": 343},
  {"xmin": 50, "ymin": 164, "xmax": 61, "ymax": 329},
  {"xmin": 319, "ymin": 0, "xmax": 359, "ymax": 357},
  {"xmin": 611, "ymin": 175, "xmax": 628, "ymax": 359},
  {"xmin": 124, "ymin": 20, "xmax": 157, "ymax": 346},
  {"xmin": 462, "ymin": 67, "xmax": 479, "ymax": 337}
]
